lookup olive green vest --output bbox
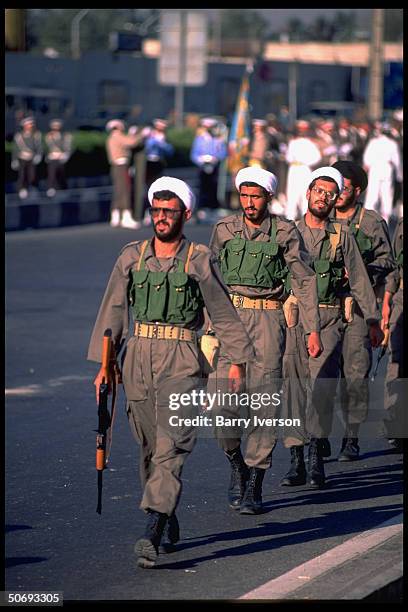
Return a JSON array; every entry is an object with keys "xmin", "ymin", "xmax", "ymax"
[
  {"xmin": 350, "ymin": 206, "xmax": 374, "ymax": 265},
  {"xmin": 219, "ymin": 217, "xmax": 288, "ymax": 288},
  {"xmin": 129, "ymin": 240, "xmax": 204, "ymax": 324},
  {"xmin": 313, "ymin": 223, "xmax": 345, "ymax": 304},
  {"xmin": 396, "ymin": 246, "xmax": 403, "ymax": 268}
]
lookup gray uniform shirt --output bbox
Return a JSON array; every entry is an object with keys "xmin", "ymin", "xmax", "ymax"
[
  {"xmin": 296, "ymin": 216, "xmax": 381, "ymax": 324},
  {"xmin": 13, "ymin": 130, "xmax": 43, "ymax": 162},
  {"xmin": 209, "ymin": 213, "xmax": 320, "ymax": 333},
  {"xmin": 385, "ymin": 217, "xmax": 403, "ymax": 294},
  {"xmin": 87, "ymin": 236, "xmax": 255, "ymax": 365},
  {"xmin": 332, "ymin": 203, "xmax": 396, "ymax": 289}
]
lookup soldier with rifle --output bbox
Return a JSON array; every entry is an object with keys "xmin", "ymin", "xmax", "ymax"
[{"xmin": 88, "ymin": 176, "xmax": 254, "ymax": 568}]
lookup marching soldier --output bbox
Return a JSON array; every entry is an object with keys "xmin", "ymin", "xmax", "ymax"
[
  {"xmin": 142, "ymin": 119, "xmax": 174, "ymax": 225},
  {"xmin": 208, "ymin": 166, "xmax": 322, "ymax": 514},
  {"xmin": 105, "ymin": 119, "xmax": 145, "ymax": 229},
  {"xmin": 382, "ymin": 217, "xmax": 404, "ymax": 452},
  {"xmin": 280, "ymin": 167, "xmax": 384, "ymax": 489},
  {"xmin": 248, "ymin": 119, "xmax": 269, "ymax": 168},
  {"xmin": 88, "ymin": 176, "xmax": 254, "ymax": 568},
  {"xmin": 11, "ymin": 116, "xmax": 43, "ymax": 199},
  {"xmin": 45, "ymin": 119, "xmax": 72, "ymax": 197},
  {"xmin": 331, "ymin": 161, "xmax": 396, "ymax": 460}
]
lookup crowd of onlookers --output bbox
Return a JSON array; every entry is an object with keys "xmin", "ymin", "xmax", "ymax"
[{"xmin": 10, "ymin": 108, "xmax": 403, "ymax": 229}]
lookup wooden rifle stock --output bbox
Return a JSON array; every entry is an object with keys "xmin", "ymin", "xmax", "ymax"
[{"xmin": 96, "ymin": 329, "xmax": 114, "ymax": 513}]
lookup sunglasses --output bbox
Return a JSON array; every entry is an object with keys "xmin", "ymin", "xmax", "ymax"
[{"xmin": 149, "ymin": 207, "xmax": 184, "ymax": 219}]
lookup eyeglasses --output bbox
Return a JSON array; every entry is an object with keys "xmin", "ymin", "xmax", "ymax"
[
  {"xmin": 149, "ymin": 207, "xmax": 184, "ymax": 219},
  {"xmin": 311, "ymin": 187, "xmax": 338, "ymax": 202}
]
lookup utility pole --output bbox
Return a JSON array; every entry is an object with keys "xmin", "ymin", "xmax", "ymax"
[
  {"xmin": 367, "ymin": 8, "xmax": 384, "ymax": 121},
  {"xmin": 288, "ymin": 62, "xmax": 298, "ymax": 125},
  {"xmin": 71, "ymin": 9, "xmax": 91, "ymax": 60},
  {"xmin": 175, "ymin": 10, "xmax": 187, "ymax": 128}
]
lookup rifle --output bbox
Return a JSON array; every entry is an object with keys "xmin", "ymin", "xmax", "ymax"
[
  {"xmin": 370, "ymin": 326, "xmax": 390, "ymax": 382},
  {"xmin": 96, "ymin": 328, "xmax": 118, "ymax": 514}
]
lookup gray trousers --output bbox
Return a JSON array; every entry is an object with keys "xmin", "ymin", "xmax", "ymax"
[
  {"xmin": 338, "ymin": 303, "xmax": 372, "ymax": 433},
  {"xmin": 282, "ymin": 307, "xmax": 345, "ymax": 441},
  {"xmin": 383, "ymin": 288, "xmax": 404, "ymax": 436},
  {"xmin": 208, "ymin": 307, "xmax": 285, "ymax": 469},
  {"xmin": 111, "ymin": 165, "xmax": 131, "ymax": 211},
  {"xmin": 124, "ymin": 336, "xmax": 201, "ymax": 516}
]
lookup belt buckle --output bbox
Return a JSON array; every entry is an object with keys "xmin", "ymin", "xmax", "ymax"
[
  {"xmin": 237, "ymin": 295, "xmax": 244, "ymax": 308},
  {"xmin": 151, "ymin": 323, "xmax": 159, "ymax": 339}
]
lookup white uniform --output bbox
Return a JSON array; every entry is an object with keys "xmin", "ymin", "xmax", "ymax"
[
  {"xmin": 285, "ymin": 137, "xmax": 321, "ymax": 220},
  {"xmin": 363, "ymin": 134, "xmax": 402, "ymax": 223}
]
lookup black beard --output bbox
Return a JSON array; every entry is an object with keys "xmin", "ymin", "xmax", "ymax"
[
  {"xmin": 153, "ymin": 216, "xmax": 184, "ymax": 242},
  {"xmin": 307, "ymin": 199, "xmax": 334, "ymax": 220}
]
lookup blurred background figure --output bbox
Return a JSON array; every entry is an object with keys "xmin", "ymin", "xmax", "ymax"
[
  {"xmin": 11, "ymin": 116, "xmax": 42, "ymax": 199},
  {"xmin": 363, "ymin": 122, "xmax": 402, "ymax": 224},
  {"xmin": 45, "ymin": 119, "xmax": 72, "ymax": 197},
  {"xmin": 265, "ymin": 114, "xmax": 289, "ymax": 213},
  {"xmin": 142, "ymin": 118, "xmax": 174, "ymax": 225},
  {"xmin": 315, "ymin": 119, "xmax": 338, "ymax": 166},
  {"xmin": 105, "ymin": 119, "xmax": 145, "ymax": 229},
  {"xmin": 248, "ymin": 119, "xmax": 269, "ymax": 168},
  {"xmin": 191, "ymin": 117, "xmax": 227, "ymax": 219},
  {"xmin": 285, "ymin": 119, "xmax": 321, "ymax": 220}
]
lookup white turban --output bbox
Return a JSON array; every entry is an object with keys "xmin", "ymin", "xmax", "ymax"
[
  {"xmin": 235, "ymin": 166, "xmax": 278, "ymax": 195},
  {"xmin": 148, "ymin": 176, "xmax": 196, "ymax": 211},
  {"xmin": 309, "ymin": 167, "xmax": 343, "ymax": 193}
]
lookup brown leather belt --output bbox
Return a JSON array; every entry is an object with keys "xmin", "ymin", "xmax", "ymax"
[
  {"xmin": 134, "ymin": 322, "xmax": 196, "ymax": 342},
  {"xmin": 229, "ymin": 293, "xmax": 282, "ymax": 310}
]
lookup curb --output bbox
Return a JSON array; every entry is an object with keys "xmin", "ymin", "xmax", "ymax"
[{"xmin": 239, "ymin": 513, "xmax": 403, "ymax": 601}]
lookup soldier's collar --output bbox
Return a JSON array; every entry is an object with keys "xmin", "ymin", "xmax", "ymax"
[
  {"xmin": 235, "ymin": 212, "xmax": 271, "ymax": 235},
  {"xmin": 301, "ymin": 214, "xmax": 337, "ymax": 234},
  {"xmin": 144, "ymin": 235, "xmax": 189, "ymax": 261}
]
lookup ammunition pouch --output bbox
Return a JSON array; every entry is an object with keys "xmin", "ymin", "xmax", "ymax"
[
  {"xmin": 199, "ymin": 333, "xmax": 220, "ymax": 375},
  {"xmin": 341, "ymin": 295, "xmax": 355, "ymax": 323},
  {"xmin": 283, "ymin": 294, "xmax": 299, "ymax": 328}
]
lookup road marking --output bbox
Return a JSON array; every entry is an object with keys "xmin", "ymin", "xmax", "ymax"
[
  {"xmin": 239, "ymin": 514, "xmax": 403, "ymax": 600},
  {"xmin": 6, "ymin": 375, "xmax": 89, "ymax": 396}
]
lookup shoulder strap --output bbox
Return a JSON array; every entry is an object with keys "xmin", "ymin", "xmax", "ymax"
[
  {"xmin": 137, "ymin": 240, "xmax": 149, "ymax": 271},
  {"xmin": 328, "ymin": 223, "xmax": 342, "ymax": 262},
  {"xmin": 354, "ymin": 206, "xmax": 365, "ymax": 230},
  {"xmin": 184, "ymin": 242, "xmax": 195, "ymax": 273},
  {"xmin": 269, "ymin": 216, "xmax": 277, "ymax": 244}
]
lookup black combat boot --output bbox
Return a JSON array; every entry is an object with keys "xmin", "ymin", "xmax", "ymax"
[
  {"xmin": 240, "ymin": 467, "xmax": 265, "ymax": 514},
  {"xmin": 308, "ymin": 438, "xmax": 326, "ymax": 489},
  {"xmin": 134, "ymin": 510, "xmax": 168, "ymax": 568},
  {"xmin": 338, "ymin": 437, "xmax": 360, "ymax": 461},
  {"xmin": 280, "ymin": 446, "xmax": 307, "ymax": 486},
  {"xmin": 320, "ymin": 438, "xmax": 331, "ymax": 458},
  {"xmin": 226, "ymin": 447, "xmax": 250, "ymax": 509},
  {"xmin": 159, "ymin": 513, "xmax": 180, "ymax": 553}
]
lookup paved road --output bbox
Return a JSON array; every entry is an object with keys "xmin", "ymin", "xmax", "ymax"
[{"xmin": 5, "ymin": 223, "xmax": 403, "ymax": 602}]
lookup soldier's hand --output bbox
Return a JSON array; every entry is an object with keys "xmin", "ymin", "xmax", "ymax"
[
  {"xmin": 93, "ymin": 367, "xmax": 112, "ymax": 404},
  {"xmin": 369, "ymin": 322, "xmax": 384, "ymax": 348},
  {"xmin": 228, "ymin": 364, "xmax": 246, "ymax": 393},
  {"xmin": 381, "ymin": 294, "xmax": 392, "ymax": 330},
  {"xmin": 307, "ymin": 331, "xmax": 323, "ymax": 358}
]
